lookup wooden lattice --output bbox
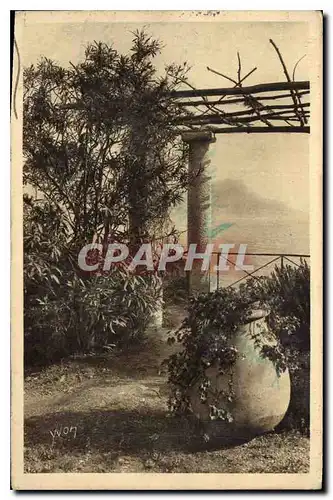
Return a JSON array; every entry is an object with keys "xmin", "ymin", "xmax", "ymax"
[{"xmin": 172, "ymin": 40, "xmax": 310, "ymax": 134}]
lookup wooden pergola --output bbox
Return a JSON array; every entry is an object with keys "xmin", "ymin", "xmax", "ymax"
[
  {"xmin": 172, "ymin": 80, "xmax": 310, "ymax": 134},
  {"xmin": 172, "ymin": 39, "xmax": 310, "ymax": 135},
  {"xmin": 170, "ymin": 40, "xmax": 310, "ymax": 295}
]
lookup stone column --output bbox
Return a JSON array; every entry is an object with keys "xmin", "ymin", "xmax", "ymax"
[{"xmin": 182, "ymin": 130, "xmax": 216, "ymax": 295}]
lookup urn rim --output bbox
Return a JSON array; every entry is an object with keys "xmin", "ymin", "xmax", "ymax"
[{"xmin": 244, "ymin": 301, "xmax": 270, "ymax": 323}]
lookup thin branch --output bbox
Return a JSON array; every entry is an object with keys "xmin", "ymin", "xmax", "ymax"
[
  {"xmin": 227, "ymin": 53, "xmax": 275, "ymax": 127},
  {"xmin": 208, "ymin": 56, "xmax": 272, "ymax": 130},
  {"xmin": 207, "ymin": 65, "xmax": 258, "ymax": 88},
  {"xmin": 173, "ymin": 77, "xmax": 246, "ymax": 128},
  {"xmin": 207, "ymin": 68, "xmax": 237, "ymax": 85},
  {"xmin": 192, "ymin": 66, "xmax": 258, "ymax": 122},
  {"xmin": 292, "ymin": 54, "xmax": 307, "ymax": 81},
  {"xmin": 237, "ymin": 52, "xmax": 242, "ymax": 85},
  {"xmin": 269, "ymin": 39, "xmax": 307, "ymax": 125},
  {"xmin": 197, "ymin": 65, "xmax": 257, "ymax": 122}
]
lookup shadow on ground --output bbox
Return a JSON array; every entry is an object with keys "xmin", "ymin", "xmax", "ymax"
[
  {"xmin": 24, "ymin": 406, "xmax": 310, "ymax": 474},
  {"xmin": 25, "ymin": 408, "xmax": 200, "ymax": 455}
]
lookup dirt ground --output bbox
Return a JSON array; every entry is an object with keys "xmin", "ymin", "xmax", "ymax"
[{"xmin": 24, "ymin": 317, "xmax": 310, "ymax": 474}]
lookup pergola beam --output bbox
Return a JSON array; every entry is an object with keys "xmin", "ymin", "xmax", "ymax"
[
  {"xmin": 171, "ymin": 81, "xmax": 310, "ymax": 98},
  {"xmin": 205, "ymin": 125, "xmax": 310, "ymax": 134},
  {"xmin": 177, "ymin": 93, "xmax": 310, "ymax": 107}
]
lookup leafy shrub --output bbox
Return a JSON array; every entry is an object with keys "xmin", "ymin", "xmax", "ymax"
[
  {"xmin": 25, "ymin": 267, "xmax": 161, "ymax": 366},
  {"xmin": 167, "ymin": 261, "xmax": 310, "ymax": 433},
  {"xmin": 240, "ymin": 261, "xmax": 310, "ymax": 354},
  {"xmin": 23, "ymin": 31, "xmax": 192, "ymax": 366},
  {"xmin": 24, "ymin": 197, "xmax": 162, "ymax": 366}
]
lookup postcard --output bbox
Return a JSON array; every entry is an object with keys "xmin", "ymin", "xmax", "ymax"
[{"xmin": 11, "ymin": 10, "xmax": 322, "ymax": 490}]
